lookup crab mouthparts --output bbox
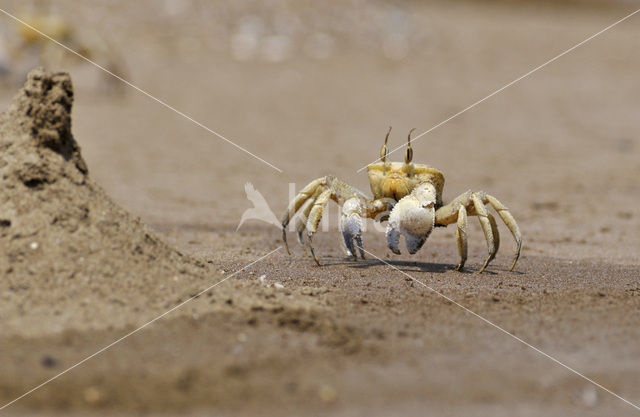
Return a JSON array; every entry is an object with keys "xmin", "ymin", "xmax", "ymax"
[{"xmin": 382, "ymin": 178, "xmax": 410, "ymax": 200}]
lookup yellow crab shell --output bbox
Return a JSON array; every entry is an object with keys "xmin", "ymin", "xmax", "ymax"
[{"xmin": 367, "ymin": 162, "xmax": 445, "ymax": 207}]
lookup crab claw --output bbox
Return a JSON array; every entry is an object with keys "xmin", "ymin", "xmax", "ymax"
[
  {"xmin": 386, "ymin": 183, "xmax": 436, "ymax": 255},
  {"xmin": 340, "ymin": 197, "xmax": 365, "ymax": 259}
]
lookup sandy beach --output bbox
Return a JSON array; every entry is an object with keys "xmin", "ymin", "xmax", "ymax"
[{"xmin": 0, "ymin": 1, "xmax": 639, "ymax": 415}]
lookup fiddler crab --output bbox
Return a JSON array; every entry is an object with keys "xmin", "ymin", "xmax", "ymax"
[{"xmin": 281, "ymin": 128, "xmax": 522, "ymax": 273}]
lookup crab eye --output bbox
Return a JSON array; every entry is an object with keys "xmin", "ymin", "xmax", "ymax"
[
  {"xmin": 405, "ymin": 146, "xmax": 413, "ymax": 164},
  {"xmin": 405, "ymin": 128, "xmax": 415, "ymax": 164}
]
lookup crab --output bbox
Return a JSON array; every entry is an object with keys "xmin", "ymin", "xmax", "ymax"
[{"xmin": 281, "ymin": 128, "xmax": 522, "ymax": 273}]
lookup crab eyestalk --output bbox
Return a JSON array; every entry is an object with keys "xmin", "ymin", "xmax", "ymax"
[
  {"xmin": 405, "ymin": 128, "xmax": 415, "ymax": 164},
  {"xmin": 380, "ymin": 126, "xmax": 392, "ymax": 163}
]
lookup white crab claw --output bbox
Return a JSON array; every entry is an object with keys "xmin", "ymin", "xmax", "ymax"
[
  {"xmin": 341, "ymin": 197, "xmax": 365, "ymax": 259},
  {"xmin": 386, "ymin": 183, "xmax": 436, "ymax": 255}
]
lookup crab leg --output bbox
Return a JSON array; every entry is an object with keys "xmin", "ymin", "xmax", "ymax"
[
  {"xmin": 484, "ymin": 194, "xmax": 521, "ymax": 271},
  {"xmin": 281, "ymin": 177, "xmax": 326, "ymax": 254},
  {"xmin": 436, "ymin": 191, "xmax": 519, "ymax": 272},
  {"xmin": 294, "ymin": 196, "xmax": 317, "ymax": 255},
  {"xmin": 471, "ymin": 193, "xmax": 499, "ymax": 273},
  {"xmin": 455, "ymin": 205, "xmax": 468, "ymax": 271},
  {"xmin": 282, "ymin": 175, "xmax": 374, "ymax": 265},
  {"xmin": 434, "ymin": 191, "xmax": 472, "ymax": 225},
  {"xmin": 453, "ymin": 198, "xmax": 499, "ymax": 272},
  {"xmin": 305, "ymin": 188, "xmax": 333, "ymax": 265},
  {"xmin": 488, "ymin": 212, "xmax": 500, "ymax": 259}
]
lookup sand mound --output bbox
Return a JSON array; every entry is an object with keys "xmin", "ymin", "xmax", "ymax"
[{"xmin": 0, "ymin": 68, "xmax": 211, "ymax": 335}]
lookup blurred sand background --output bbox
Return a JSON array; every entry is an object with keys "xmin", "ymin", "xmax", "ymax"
[{"xmin": 0, "ymin": 1, "xmax": 639, "ymax": 416}]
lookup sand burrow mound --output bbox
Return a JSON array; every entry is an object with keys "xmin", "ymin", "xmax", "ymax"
[{"xmin": 0, "ymin": 68, "xmax": 212, "ymax": 335}]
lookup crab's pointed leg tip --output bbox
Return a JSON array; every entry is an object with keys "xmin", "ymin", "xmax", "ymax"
[
  {"xmin": 510, "ymin": 255, "xmax": 520, "ymax": 271},
  {"xmin": 282, "ymin": 229, "xmax": 291, "ymax": 255}
]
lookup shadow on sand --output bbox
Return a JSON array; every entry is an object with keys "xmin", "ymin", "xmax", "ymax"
[{"xmin": 318, "ymin": 255, "xmax": 526, "ymax": 276}]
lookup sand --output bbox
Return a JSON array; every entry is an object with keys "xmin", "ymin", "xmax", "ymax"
[
  {"xmin": 0, "ymin": 68, "xmax": 214, "ymax": 338},
  {"xmin": 0, "ymin": 1, "xmax": 639, "ymax": 416}
]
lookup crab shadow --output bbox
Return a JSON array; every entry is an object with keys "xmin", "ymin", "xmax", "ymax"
[{"xmin": 320, "ymin": 257, "xmax": 500, "ymax": 275}]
